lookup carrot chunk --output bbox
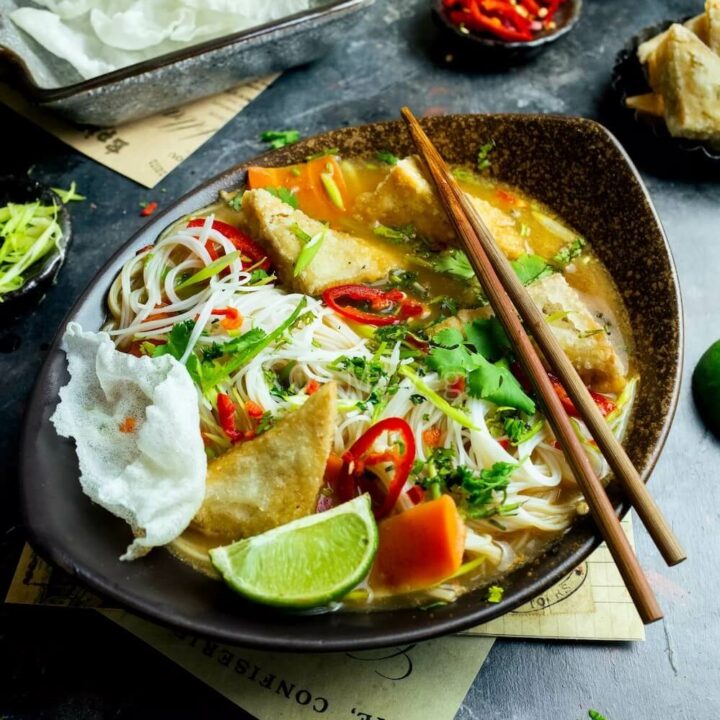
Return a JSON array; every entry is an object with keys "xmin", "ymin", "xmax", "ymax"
[
  {"xmin": 247, "ymin": 155, "xmax": 349, "ymax": 224},
  {"xmin": 370, "ymin": 495, "xmax": 466, "ymax": 592}
]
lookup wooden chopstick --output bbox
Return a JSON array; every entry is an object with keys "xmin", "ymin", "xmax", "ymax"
[
  {"xmin": 398, "ymin": 114, "xmax": 685, "ymax": 567},
  {"xmin": 401, "ymin": 107, "xmax": 664, "ymax": 624}
]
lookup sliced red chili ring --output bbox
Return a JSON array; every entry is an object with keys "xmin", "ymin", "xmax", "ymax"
[
  {"xmin": 187, "ymin": 218, "xmax": 271, "ymax": 271},
  {"xmin": 338, "ymin": 417, "xmax": 416, "ymax": 519},
  {"xmin": 323, "ymin": 284, "xmax": 425, "ymax": 326}
]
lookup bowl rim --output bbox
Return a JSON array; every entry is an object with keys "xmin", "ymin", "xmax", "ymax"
[
  {"xmin": 18, "ymin": 113, "xmax": 683, "ymax": 651},
  {"xmin": 431, "ymin": 0, "xmax": 582, "ymax": 49},
  {"xmin": 3, "ymin": 0, "xmax": 374, "ymax": 101}
]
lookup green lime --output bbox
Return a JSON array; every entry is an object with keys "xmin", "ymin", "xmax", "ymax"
[
  {"xmin": 209, "ymin": 494, "xmax": 378, "ymax": 608},
  {"xmin": 693, "ymin": 339, "xmax": 720, "ymax": 436}
]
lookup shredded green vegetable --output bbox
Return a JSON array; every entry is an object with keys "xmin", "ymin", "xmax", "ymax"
[
  {"xmin": 294, "ymin": 228, "xmax": 327, "ymax": 277},
  {"xmin": 50, "ymin": 181, "xmax": 85, "ymax": 203},
  {"xmin": 398, "ymin": 365, "xmax": 479, "ymax": 430},
  {"xmin": 175, "ymin": 251, "xmax": 240, "ymax": 291},
  {"xmin": 0, "ymin": 201, "xmax": 63, "ymax": 299}
]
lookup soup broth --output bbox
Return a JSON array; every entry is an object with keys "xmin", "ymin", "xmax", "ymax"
[{"xmin": 107, "ymin": 152, "xmax": 636, "ymax": 611}]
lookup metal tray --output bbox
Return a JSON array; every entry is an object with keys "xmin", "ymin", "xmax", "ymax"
[{"xmin": 0, "ymin": 0, "xmax": 374, "ymax": 126}]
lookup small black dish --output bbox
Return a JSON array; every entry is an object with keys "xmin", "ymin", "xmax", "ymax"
[
  {"xmin": 0, "ymin": 177, "xmax": 72, "ymax": 317},
  {"xmin": 611, "ymin": 19, "xmax": 720, "ymax": 166},
  {"xmin": 431, "ymin": 0, "xmax": 582, "ymax": 64}
]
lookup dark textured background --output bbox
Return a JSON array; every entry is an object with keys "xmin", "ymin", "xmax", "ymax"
[{"xmin": 0, "ymin": 0, "xmax": 718, "ymax": 717}]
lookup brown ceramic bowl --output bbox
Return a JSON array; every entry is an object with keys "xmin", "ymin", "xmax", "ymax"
[{"xmin": 20, "ymin": 114, "xmax": 682, "ymax": 651}]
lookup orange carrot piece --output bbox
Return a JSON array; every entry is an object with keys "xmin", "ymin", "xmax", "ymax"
[
  {"xmin": 370, "ymin": 495, "xmax": 466, "ymax": 592},
  {"xmin": 247, "ymin": 156, "xmax": 349, "ymax": 224}
]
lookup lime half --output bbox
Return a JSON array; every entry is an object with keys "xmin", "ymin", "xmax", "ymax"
[
  {"xmin": 693, "ymin": 339, "xmax": 720, "ymax": 436},
  {"xmin": 209, "ymin": 494, "xmax": 378, "ymax": 608}
]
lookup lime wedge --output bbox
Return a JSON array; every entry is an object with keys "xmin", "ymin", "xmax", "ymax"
[
  {"xmin": 693, "ymin": 339, "xmax": 720, "ymax": 436},
  {"xmin": 209, "ymin": 494, "xmax": 378, "ymax": 608}
]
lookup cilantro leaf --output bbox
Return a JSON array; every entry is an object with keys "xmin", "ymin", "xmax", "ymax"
[
  {"xmin": 426, "ymin": 328, "xmax": 479, "ymax": 378},
  {"xmin": 152, "ymin": 320, "xmax": 195, "ymax": 361},
  {"xmin": 373, "ymin": 223, "xmax": 415, "ymax": 243},
  {"xmin": 432, "ymin": 249, "xmax": 475, "ymax": 280},
  {"xmin": 264, "ymin": 186, "xmax": 299, "ymax": 209},
  {"xmin": 588, "ymin": 712, "xmax": 608, "ymax": 720},
  {"xmin": 467, "ymin": 357, "xmax": 536, "ymax": 414},
  {"xmin": 260, "ymin": 130, "xmax": 300, "ymax": 149},
  {"xmin": 464, "ymin": 317, "xmax": 510, "ymax": 362},
  {"xmin": 376, "ymin": 150, "xmax": 399, "ymax": 165},
  {"xmin": 511, "ymin": 253, "xmax": 553, "ymax": 285}
]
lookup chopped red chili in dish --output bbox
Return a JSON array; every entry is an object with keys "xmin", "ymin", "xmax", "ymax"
[{"xmin": 442, "ymin": 0, "xmax": 568, "ymax": 42}]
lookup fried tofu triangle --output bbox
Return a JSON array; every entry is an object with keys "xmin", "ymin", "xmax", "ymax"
[
  {"xmin": 192, "ymin": 382, "xmax": 337, "ymax": 542},
  {"xmin": 241, "ymin": 189, "xmax": 393, "ymax": 296}
]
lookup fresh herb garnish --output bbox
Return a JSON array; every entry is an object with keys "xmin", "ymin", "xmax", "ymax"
[
  {"xmin": 426, "ymin": 326, "xmax": 535, "ymax": 414},
  {"xmin": 486, "ymin": 585, "xmax": 504, "ymax": 603},
  {"xmin": 226, "ymin": 193, "xmax": 244, "ymax": 212},
  {"xmin": 410, "ymin": 393, "xmax": 426, "ymax": 405},
  {"xmin": 152, "ymin": 320, "xmax": 195, "ymax": 361},
  {"xmin": 588, "ymin": 712, "xmax": 608, "ymax": 720},
  {"xmin": 511, "ymin": 253, "xmax": 553, "ymax": 285},
  {"xmin": 553, "ymin": 236, "xmax": 586, "ymax": 267},
  {"xmin": 293, "ymin": 227, "xmax": 327, "ymax": 277},
  {"xmin": 248, "ymin": 268, "xmax": 271, "ymax": 284},
  {"xmin": 330, "ymin": 356, "xmax": 387, "ymax": 385},
  {"xmin": 175, "ymin": 251, "xmax": 241, "ymax": 291},
  {"xmin": 260, "ymin": 130, "xmax": 300, "ymax": 149},
  {"xmin": 476, "ymin": 140, "xmax": 496, "ymax": 171},
  {"xmin": 578, "ymin": 328, "xmax": 606, "ymax": 339},
  {"xmin": 264, "ymin": 186, "xmax": 299, "ymax": 209},
  {"xmin": 414, "ymin": 448, "xmax": 519, "ymax": 518},
  {"xmin": 374, "ymin": 223, "xmax": 416, "ymax": 244},
  {"xmin": 432, "ymin": 249, "xmax": 475, "ymax": 280},
  {"xmin": 376, "ymin": 150, "xmax": 399, "ymax": 165},
  {"xmin": 289, "ymin": 223, "xmax": 313, "ymax": 244},
  {"xmin": 50, "ymin": 181, "xmax": 85, "ymax": 203},
  {"xmin": 255, "ymin": 411, "xmax": 276, "ymax": 434}
]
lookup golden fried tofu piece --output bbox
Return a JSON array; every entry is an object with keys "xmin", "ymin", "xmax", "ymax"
[
  {"xmin": 638, "ymin": 14, "xmax": 707, "ymax": 74},
  {"xmin": 241, "ymin": 189, "xmax": 393, "ymax": 296},
  {"xmin": 527, "ymin": 274, "xmax": 627, "ymax": 393},
  {"xmin": 706, "ymin": 0, "xmax": 720, "ymax": 53},
  {"xmin": 191, "ymin": 382, "xmax": 337, "ymax": 542},
  {"xmin": 654, "ymin": 24, "xmax": 720, "ymax": 141},
  {"xmin": 429, "ymin": 275, "xmax": 627, "ymax": 393},
  {"xmin": 354, "ymin": 157, "xmax": 528, "ymax": 259}
]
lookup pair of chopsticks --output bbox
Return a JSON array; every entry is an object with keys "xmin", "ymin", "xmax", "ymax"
[{"xmin": 400, "ymin": 107, "xmax": 685, "ymax": 624}]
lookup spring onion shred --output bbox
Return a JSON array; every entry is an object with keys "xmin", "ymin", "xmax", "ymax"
[
  {"xmin": 0, "ymin": 201, "xmax": 63, "ymax": 298},
  {"xmin": 50, "ymin": 181, "xmax": 85, "ymax": 204}
]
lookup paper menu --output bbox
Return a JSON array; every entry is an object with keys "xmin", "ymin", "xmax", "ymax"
[
  {"xmin": 0, "ymin": 75, "xmax": 278, "ymax": 188},
  {"xmin": 102, "ymin": 609, "xmax": 495, "ymax": 720},
  {"xmin": 467, "ymin": 516, "xmax": 645, "ymax": 641},
  {"xmin": 4, "ymin": 516, "xmax": 643, "ymax": 720},
  {"xmin": 5, "ymin": 544, "xmax": 494, "ymax": 720}
]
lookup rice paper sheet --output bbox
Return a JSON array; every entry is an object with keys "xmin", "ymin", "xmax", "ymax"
[
  {"xmin": 51, "ymin": 322, "xmax": 206, "ymax": 560},
  {"xmin": 10, "ymin": 0, "xmax": 314, "ymax": 79}
]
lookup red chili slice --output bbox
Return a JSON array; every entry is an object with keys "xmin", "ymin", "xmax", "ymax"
[
  {"xmin": 338, "ymin": 417, "xmax": 416, "ymax": 519},
  {"xmin": 323, "ymin": 284, "xmax": 424, "ymax": 326},
  {"xmin": 217, "ymin": 393, "xmax": 243, "ymax": 443},
  {"xmin": 187, "ymin": 218, "xmax": 270, "ymax": 271},
  {"xmin": 511, "ymin": 362, "xmax": 616, "ymax": 418}
]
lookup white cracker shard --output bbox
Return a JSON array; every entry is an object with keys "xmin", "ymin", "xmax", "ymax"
[{"xmin": 51, "ymin": 322, "xmax": 206, "ymax": 560}]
